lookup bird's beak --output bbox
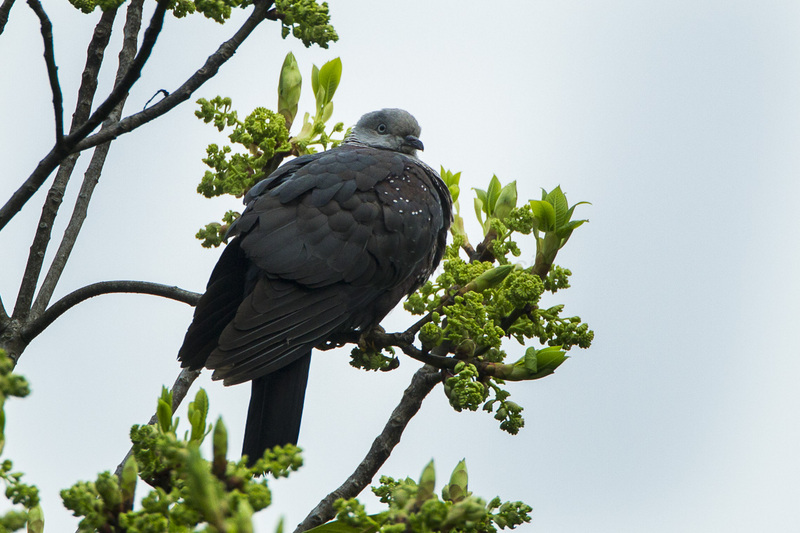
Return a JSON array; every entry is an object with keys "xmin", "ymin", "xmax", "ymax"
[{"xmin": 403, "ymin": 135, "xmax": 424, "ymax": 152}]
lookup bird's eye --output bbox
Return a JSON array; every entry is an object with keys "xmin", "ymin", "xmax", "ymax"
[{"xmin": 377, "ymin": 123, "xmax": 387, "ymax": 134}]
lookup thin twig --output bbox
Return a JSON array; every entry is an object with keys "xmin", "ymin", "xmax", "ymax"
[
  {"xmin": 72, "ymin": 0, "xmax": 272, "ymax": 152},
  {"xmin": 31, "ymin": 0, "xmax": 142, "ymax": 319},
  {"xmin": 113, "ymin": 367, "xmax": 202, "ymax": 478},
  {"xmin": 0, "ymin": 0, "xmax": 16, "ymax": 36},
  {"xmin": 26, "ymin": 0, "xmax": 64, "ymax": 143},
  {"xmin": 294, "ymin": 365, "xmax": 442, "ymax": 533},
  {"xmin": 13, "ymin": 7, "xmax": 119, "ymax": 322},
  {"xmin": 22, "ymin": 281, "xmax": 200, "ymax": 343},
  {"xmin": 0, "ymin": 0, "xmax": 167, "ymax": 231},
  {"xmin": 63, "ymin": 0, "xmax": 169, "ymax": 146},
  {"xmin": 0, "ymin": 0, "xmax": 271, "ymax": 232}
]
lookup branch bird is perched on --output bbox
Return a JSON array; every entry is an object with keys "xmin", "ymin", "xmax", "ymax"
[{"xmin": 178, "ymin": 108, "xmax": 452, "ymax": 464}]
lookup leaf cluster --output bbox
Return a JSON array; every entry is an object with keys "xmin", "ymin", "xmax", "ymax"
[
  {"xmin": 69, "ymin": 0, "xmax": 253, "ymax": 23},
  {"xmin": 62, "ymin": 388, "xmax": 302, "ymax": 532},
  {"xmin": 275, "ymin": 0, "xmax": 339, "ymax": 48},
  {"xmin": 195, "ymin": 56, "xmax": 345, "ymax": 247},
  {"xmin": 399, "ymin": 173, "xmax": 593, "ymax": 435},
  {"xmin": 309, "ymin": 460, "xmax": 531, "ymax": 533},
  {"xmin": 0, "ymin": 351, "xmax": 40, "ymax": 533}
]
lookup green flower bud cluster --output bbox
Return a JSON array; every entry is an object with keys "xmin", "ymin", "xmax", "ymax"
[
  {"xmin": 196, "ymin": 100, "xmax": 291, "ymax": 200},
  {"xmin": 68, "ymin": 0, "xmax": 125, "ymax": 14},
  {"xmin": 63, "ymin": 388, "xmax": 302, "ymax": 532},
  {"xmin": 350, "ymin": 345, "xmax": 398, "ymax": 372},
  {"xmin": 196, "ymin": 56, "xmax": 347, "ymax": 247},
  {"xmin": 533, "ymin": 306, "xmax": 594, "ymax": 350},
  {"xmin": 168, "ymin": 0, "xmax": 251, "ymax": 23},
  {"xmin": 325, "ymin": 460, "xmax": 530, "ymax": 532},
  {"xmin": 543, "ymin": 265, "xmax": 572, "ymax": 292},
  {"xmin": 1, "ymin": 459, "xmax": 39, "ymax": 510},
  {"xmin": 482, "ymin": 384, "xmax": 524, "ymax": 435},
  {"xmin": 444, "ymin": 363, "xmax": 488, "ymax": 412},
  {"xmin": 195, "ymin": 210, "xmax": 240, "ymax": 248},
  {"xmin": 275, "ymin": 0, "xmax": 339, "ymax": 49},
  {"xmin": 0, "ymin": 350, "xmax": 40, "ymax": 532}
]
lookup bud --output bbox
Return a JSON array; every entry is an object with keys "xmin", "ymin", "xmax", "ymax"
[
  {"xmin": 27, "ymin": 504, "xmax": 44, "ymax": 533},
  {"xmin": 96, "ymin": 473, "xmax": 121, "ymax": 510},
  {"xmin": 464, "ymin": 265, "xmax": 514, "ymax": 293},
  {"xmin": 492, "ymin": 181, "xmax": 517, "ymax": 221},
  {"xmin": 212, "ymin": 417, "xmax": 228, "ymax": 478},
  {"xmin": 278, "ymin": 52, "xmax": 302, "ymax": 128},
  {"xmin": 446, "ymin": 460, "xmax": 468, "ymax": 502},
  {"xmin": 120, "ymin": 455, "xmax": 137, "ymax": 509},
  {"xmin": 417, "ymin": 460, "xmax": 436, "ymax": 503}
]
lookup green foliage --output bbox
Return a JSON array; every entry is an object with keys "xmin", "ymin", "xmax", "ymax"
[
  {"xmin": 195, "ymin": 55, "xmax": 345, "ymax": 246},
  {"xmin": 275, "ymin": 0, "xmax": 339, "ymax": 48},
  {"xmin": 401, "ymin": 177, "xmax": 593, "ymax": 434},
  {"xmin": 350, "ymin": 345, "xmax": 398, "ymax": 372},
  {"xmin": 62, "ymin": 388, "xmax": 302, "ymax": 532},
  {"xmin": 68, "ymin": 0, "xmax": 125, "ymax": 14},
  {"xmin": 0, "ymin": 351, "xmax": 39, "ymax": 533},
  {"xmin": 308, "ymin": 460, "xmax": 531, "ymax": 533},
  {"xmin": 195, "ymin": 97, "xmax": 292, "ymax": 200}
]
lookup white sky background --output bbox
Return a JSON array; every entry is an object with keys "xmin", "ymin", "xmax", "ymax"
[{"xmin": 2, "ymin": 1, "xmax": 800, "ymax": 531}]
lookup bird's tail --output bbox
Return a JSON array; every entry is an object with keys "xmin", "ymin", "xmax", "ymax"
[{"xmin": 242, "ymin": 353, "xmax": 312, "ymax": 466}]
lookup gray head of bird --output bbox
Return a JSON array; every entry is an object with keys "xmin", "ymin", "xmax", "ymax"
[{"xmin": 346, "ymin": 108, "xmax": 425, "ymax": 156}]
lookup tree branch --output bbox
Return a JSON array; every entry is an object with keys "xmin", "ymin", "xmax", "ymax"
[
  {"xmin": 294, "ymin": 365, "xmax": 442, "ymax": 533},
  {"xmin": 30, "ymin": 0, "xmax": 142, "ymax": 319},
  {"xmin": 0, "ymin": 0, "xmax": 270, "ymax": 232},
  {"xmin": 12, "ymin": 7, "xmax": 119, "ymax": 322},
  {"xmin": 26, "ymin": 0, "xmax": 64, "ymax": 143},
  {"xmin": 63, "ymin": 0, "xmax": 168, "ymax": 147},
  {"xmin": 113, "ymin": 367, "xmax": 202, "ymax": 479},
  {"xmin": 12, "ymin": 159, "xmax": 72, "ymax": 320},
  {"xmin": 0, "ymin": 0, "xmax": 15, "ymax": 36},
  {"xmin": 21, "ymin": 281, "xmax": 200, "ymax": 343},
  {"xmin": 72, "ymin": 0, "xmax": 272, "ymax": 152},
  {"xmin": 0, "ymin": 0, "xmax": 164, "ymax": 231}
]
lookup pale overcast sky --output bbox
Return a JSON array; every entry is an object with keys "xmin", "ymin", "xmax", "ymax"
[{"xmin": 2, "ymin": 1, "xmax": 800, "ymax": 532}]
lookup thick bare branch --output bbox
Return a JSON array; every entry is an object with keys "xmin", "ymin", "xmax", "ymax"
[
  {"xmin": 31, "ymin": 0, "xmax": 143, "ymax": 318},
  {"xmin": 12, "ymin": 160, "xmax": 73, "ymax": 320},
  {"xmin": 0, "ymin": 0, "xmax": 15, "ymax": 36},
  {"xmin": 72, "ymin": 0, "xmax": 272, "ymax": 152},
  {"xmin": 113, "ymin": 367, "xmax": 202, "ymax": 478},
  {"xmin": 13, "ymin": 8, "xmax": 119, "ymax": 322},
  {"xmin": 26, "ymin": 0, "xmax": 64, "ymax": 142},
  {"xmin": 294, "ymin": 365, "xmax": 441, "ymax": 533},
  {"xmin": 22, "ymin": 280, "xmax": 200, "ymax": 343}
]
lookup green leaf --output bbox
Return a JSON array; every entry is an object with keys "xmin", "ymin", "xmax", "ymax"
[
  {"xmin": 311, "ymin": 64, "xmax": 320, "ymax": 98},
  {"xmin": 486, "ymin": 175, "xmax": 502, "ymax": 214},
  {"xmin": 317, "ymin": 57, "xmax": 342, "ymax": 107},
  {"xmin": 493, "ymin": 180, "xmax": 517, "ymax": 220},
  {"xmin": 321, "ymin": 101, "xmax": 334, "ymax": 122},
  {"xmin": 473, "ymin": 197, "xmax": 486, "ymax": 230},
  {"xmin": 156, "ymin": 398, "xmax": 172, "ymax": 433},
  {"xmin": 545, "ymin": 186, "xmax": 569, "ymax": 230},
  {"xmin": 529, "ymin": 200, "xmax": 556, "ymax": 230},
  {"xmin": 565, "ymin": 200, "xmax": 592, "ymax": 222}
]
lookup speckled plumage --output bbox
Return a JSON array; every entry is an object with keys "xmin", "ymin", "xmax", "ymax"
[{"xmin": 177, "ymin": 109, "xmax": 451, "ymax": 463}]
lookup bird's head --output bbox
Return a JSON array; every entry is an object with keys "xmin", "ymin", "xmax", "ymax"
[{"xmin": 347, "ymin": 108, "xmax": 424, "ymax": 156}]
